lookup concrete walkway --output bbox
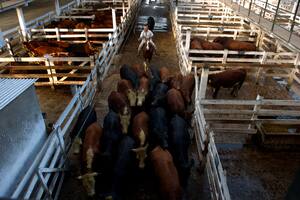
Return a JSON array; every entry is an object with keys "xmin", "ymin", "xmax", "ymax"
[{"xmin": 0, "ymin": 0, "xmax": 73, "ymax": 31}]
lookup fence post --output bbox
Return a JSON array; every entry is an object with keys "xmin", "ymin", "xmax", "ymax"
[
  {"xmin": 55, "ymin": 28, "xmax": 60, "ymax": 41},
  {"xmin": 45, "ymin": 55, "xmax": 57, "ymax": 90},
  {"xmin": 112, "ymin": 8, "xmax": 117, "ymax": 31},
  {"xmin": 185, "ymin": 28, "xmax": 191, "ymax": 53},
  {"xmin": 16, "ymin": 7, "xmax": 28, "ymax": 42},
  {"xmin": 5, "ymin": 38, "xmax": 15, "ymax": 56},
  {"xmin": 55, "ymin": 0, "xmax": 61, "ymax": 16}
]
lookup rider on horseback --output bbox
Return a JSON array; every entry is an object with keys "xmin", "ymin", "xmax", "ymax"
[{"xmin": 137, "ymin": 24, "xmax": 158, "ymax": 56}]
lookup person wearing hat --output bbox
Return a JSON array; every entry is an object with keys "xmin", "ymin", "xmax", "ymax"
[{"xmin": 137, "ymin": 23, "xmax": 158, "ymax": 56}]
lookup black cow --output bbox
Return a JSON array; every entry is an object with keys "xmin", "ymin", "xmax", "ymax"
[
  {"xmin": 150, "ymin": 83, "xmax": 169, "ymax": 107},
  {"xmin": 149, "ymin": 64, "xmax": 161, "ymax": 92},
  {"xmin": 149, "ymin": 107, "xmax": 169, "ymax": 149},
  {"xmin": 101, "ymin": 110, "xmax": 123, "ymax": 160},
  {"xmin": 120, "ymin": 64, "xmax": 139, "ymax": 89},
  {"xmin": 169, "ymin": 115, "xmax": 192, "ymax": 188},
  {"xmin": 111, "ymin": 136, "xmax": 136, "ymax": 200}
]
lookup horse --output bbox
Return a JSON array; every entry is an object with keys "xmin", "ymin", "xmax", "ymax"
[{"xmin": 143, "ymin": 39, "xmax": 154, "ymax": 65}]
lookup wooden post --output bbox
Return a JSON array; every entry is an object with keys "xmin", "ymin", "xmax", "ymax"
[
  {"xmin": 16, "ymin": 7, "xmax": 27, "ymax": 42},
  {"xmin": 55, "ymin": 0, "xmax": 61, "ymax": 16},
  {"xmin": 84, "ymin": 28, "xmax": 88, "ymax": 42},
  {"xmin": 222, "ymin": 49, "xmax": 228, "ymax": 64},
  {"xmin": 185, "ymin": 28, "xmax": 191, "ymax": 53},
  {"xmin": 76, "ymin": 0, "xmax": 81, "ymax": 6},
  {"xmin": 112, "ymin": 8, "xmax": 117, "ymax": 31}
]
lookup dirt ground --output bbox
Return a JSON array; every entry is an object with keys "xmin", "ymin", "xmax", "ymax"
[{"xmin": 35, "ymin": 86, "xmax": 73, "ymax": 131}]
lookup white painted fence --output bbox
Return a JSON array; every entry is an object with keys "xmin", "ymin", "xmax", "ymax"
[{"xmin": 6, "ymin": 0, "xmax": 140, "ymax": 198}]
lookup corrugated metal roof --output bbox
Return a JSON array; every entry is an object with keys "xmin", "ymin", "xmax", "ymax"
[{"xmin": 0, "ymin": 78, "xmax": 37, "ymax": 110}]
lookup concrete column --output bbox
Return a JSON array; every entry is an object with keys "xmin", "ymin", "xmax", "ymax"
[
  {"xmin": 16, "ymin": 7, "xmax": 27, "ymax": 42},
  {"xmin": 55, "ymin": 0, "xmax": 61, "ymax": 16}
]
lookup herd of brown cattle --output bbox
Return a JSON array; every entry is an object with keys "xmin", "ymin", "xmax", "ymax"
[
  {"xmin": 72, "ymin": 64, "xmax": 196, "ymax": 199},
  {"xmin": 191, "ymin": 36, "xmax": 257, "ymax": 51}
]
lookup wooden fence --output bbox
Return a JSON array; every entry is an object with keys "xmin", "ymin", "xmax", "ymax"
[{"xmin": 6, "ymin": 0, "xmax": 140, "ymax": 198}]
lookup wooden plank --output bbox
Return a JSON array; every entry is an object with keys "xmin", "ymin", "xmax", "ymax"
[
  {"xmin": 194, "ymin": 62, "xmax": 296, "ymax": 68},
  {"xmin": 200, "ymin": 99, "xmax": 300, "ymax": 106}
]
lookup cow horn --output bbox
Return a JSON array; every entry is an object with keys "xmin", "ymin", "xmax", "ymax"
[{"xmin": 77, "ymin": 175, "xmax": 83, "ymax": 180}]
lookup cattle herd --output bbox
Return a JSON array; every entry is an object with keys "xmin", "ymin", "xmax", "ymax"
[{"xmin": 70, "ymin": 64, "xmax": 195, "ymax": 199}]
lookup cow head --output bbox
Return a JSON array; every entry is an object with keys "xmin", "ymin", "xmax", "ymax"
[
  {"xmin": 132, "ymin": 143, "xmax": 149, "ymax": 169},
  {"xmin": 137, "ymin": 88, "xmax": 148, "ymax": 106},
  {"xmin": 127, "ymin": 89, "xmax": 137, "ymax": 106},
  {"xmin": 77, "ymin": 172, "xmax": 98, "ymax": 196},
  {"xmin": 119, "ymin": 106, "xmax": 131, "ymax": 134}
]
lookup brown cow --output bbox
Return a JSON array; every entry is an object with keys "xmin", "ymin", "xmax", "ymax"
[
  {"xmin": 159, "ymin": 67, "xmax": 171, "ymax": 83},
  {"xmin": 117, "ymin": 79, "xmax": 136, "ymax": 106},
  {"xmin": 180, "ymin": 74, "xmax": 195, "ymax": 104},
  {"xmin": 169, "ymin": 73, "xmax": 183, "ymax": 90},
  {"xmin": 137, "ymin": 76, "xmax": 149, "ymax": 106},
  {"xmin": 190, "ymin": 37, "xmax": 224, "ymax": 50},
  {"xmin": 131, "ymin": 63, "xmax": 146, "ymax": 77},
  {"xmin": 150, "ymin": 146, "xmax": 182, "ymax": 200},
  {"xmin": 131, "ymin": 112, "xmax": 149, "ymax": 168},
  {"xmin": 213, "ymin": 37, "xmax": 256, "ymax": 51},
  {"xmin": 108, "ymin": 91, "xmax": 131, "ymax": 134},
  {"xmin": 75, "ymin": 22, "xmax": 90, "ymax": 29},
  {"xmin": 32, "ymin": 46, "xmax": 67, "ymax": 56},
  {"xmin": 208, "ymin": 68, "xmax": 247, "ymax": 98},
  {"xmin": 77, "ymin": 122, "xmax": 103, "ymax": 197},
  {"xmin": 166, "ymin": 88, "xmax": 186, "ymax": 116},
  {"xmin": 57, "ymin": 19, "xmax": 77, "ymax": 28}
]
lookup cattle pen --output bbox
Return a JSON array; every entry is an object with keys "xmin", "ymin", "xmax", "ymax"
[{"xmin": 1, "ymin": 0, "xmax": 300, "ymax": 200}]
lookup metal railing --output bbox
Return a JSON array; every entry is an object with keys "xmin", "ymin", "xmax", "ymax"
[{"xmin": 7, "ymin": 0, "xmax": 140, "ymax": 198}]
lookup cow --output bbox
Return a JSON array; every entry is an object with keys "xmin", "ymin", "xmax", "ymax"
[
  {"xmin": 131, "ymin": 63, "xmax": 147, "ymax": 78},
  {"xmin": 180, "ymin": 74, "xmax": 195, "ymax": 105},
  {"xmin": 77, "ymin": 122, "xmax": 103, "ymax": 197},
  {"xmin": 149, "ymin": 107, "xmax": 169, "ymax": 149},
  {"xmin": 190, "ymin": 37, "xmax": 224, "ymax": 50},
  {"xmin": 31, "ymin": 46, "xmax": 67, "ymax": 57},
  {"xmin": 159, "ymin": 67, "xmax": 171, "ymax": 83},
  {"xmin": 120, "ymin": 64, "xmax": 139, "ymax": 89},
  {"xmin": 150, "ymin": 83, "xmax": 169, "ymax": 107},
  {"xmin": 213, "ymin": 37, "xmax": 257, "ymax": 51},
  {"xmin": 208, "ymin": 68, "xmax": 247, "ymax": 98},
  {"xmin": 137, "ymin": 76, "xmax": 149, "ymax": 106},
  {"xmin": 57, "ymin": 19, "xmax": 77, "ymax": 28},
  {"xmin": 66, "ymin": 42, "xmax": 98, "ymax": 57},
  {"xmin": 117, "ymin": 79, "xmax": 136, "ymax": 107},
  {"xmin": 75, "ymin": 22, "xmax": 90, "ymax": 29},
  {"xmin": 110, "ymin": 136, "xmax": 136, "ymax": 200},
  {"xmin": 150, "ymin": 146, "xmax": 182, "ymax": 200},
  {"xmin": 166, "ymin": 88, "xmax": 185, "ymax": 116},
  {"xmin": 169, "ymin": 73, "xmax": 183, "ymax": 90},
  {"xmin": 131, "ymin": 112, "xmax": 149, "ymax": 168},
  {"xmin": 70, "ymin": 105, "xmax": 97, "ymax": 153},
  {"xmin": 169, "ymin": 115, "xmax": 192, "ymax": 188},
  {"xmin": 108, "ymin": 91, "xmax": 131, "ymax": 134},
  {"xmin": 143, "ymin": 39, "xmax": 154, "ymax": 63},
  {"xmin": 148, "ymin": 64, "xmax": 161, "ymax": 93}
]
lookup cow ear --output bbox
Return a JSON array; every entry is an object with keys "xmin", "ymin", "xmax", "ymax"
[{"xmin": 77, "ymin": 176, "xmax": 82, "ymax": 180}]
